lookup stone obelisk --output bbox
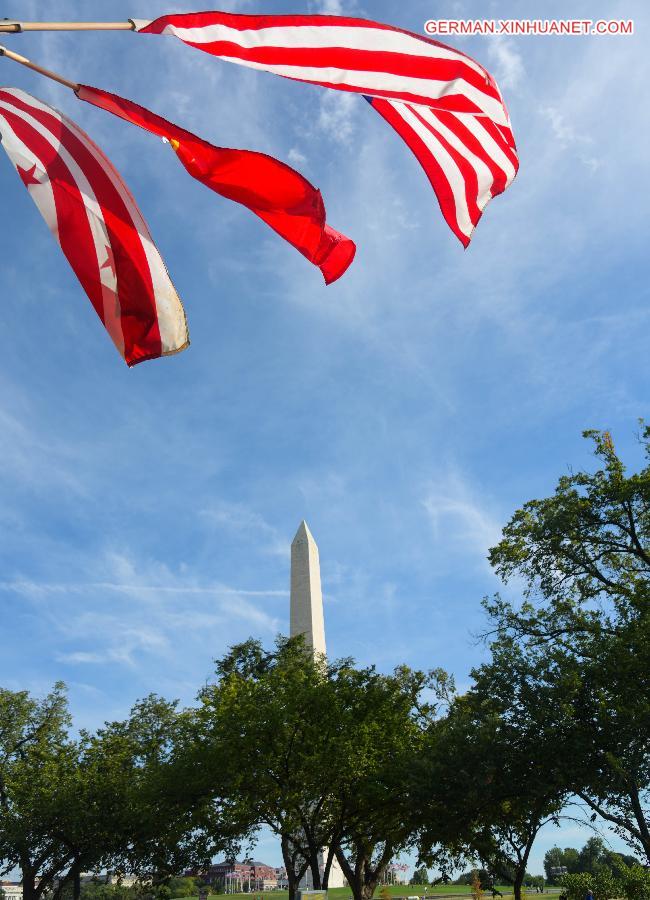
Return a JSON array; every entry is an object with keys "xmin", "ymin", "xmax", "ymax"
[
  {"xmin": 290, "ymin": 520, "xmax": 326, "ymax": 657},
  {"xmin": 289, "ymin": 522, "xmax": 345, "ymax": 889}
]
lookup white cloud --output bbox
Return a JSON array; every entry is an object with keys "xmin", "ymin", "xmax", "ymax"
[
  {"xmin": 317, "ymin": 91, "xmax": 358, "ymax": 144},
  {"xmin": 200, "ymin": 500, "xmax": 289, "ymax": 559},
  {"xmin": 422, "ymin": 471, "xmax": 502, "ymax": 569},
  {"xmin": 0, "ymin": 544, "xmax": 284, "ymax": 675},
  {"xmin": 487, "ymin": 38, "xmax": 526, "ymax": 91},
  {"xmin": 288, "ymin": 146, "xmax": 308, "ymax": 167},
  {"xmin": 311, "ymin": 0, "xmax": 347, "ymax": 13}
]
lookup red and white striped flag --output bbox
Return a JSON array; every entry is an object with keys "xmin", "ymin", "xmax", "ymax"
[
  {"xmin": 134, "ymin": 11, "xmax": 518, "ymax": 246},
  {"xmin": 0, "ymin": 87, "xmax": 189, "ymax": 366},
  {"xmin": 368, "ymin": 97, "xmax": 518, "ymax": 247},
  {"xmin": 75, "ymin": 85, "xmax": 355, "ymax": 285}
]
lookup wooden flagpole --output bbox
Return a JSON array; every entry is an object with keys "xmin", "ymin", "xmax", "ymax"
[
  {"xmin": 0, "ymin": 45, "xmax": 80, "ymax": 91},
  {"xmin": 0, "ymin": 20, "xmax": 136, "ymax": 33}
]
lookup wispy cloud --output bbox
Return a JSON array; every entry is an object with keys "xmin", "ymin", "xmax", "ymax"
[
  {"xmin": 200, "ymin": 501, "xmax": 289, "ymax": 559},
  {"xmin": 317, "ymin": 91, "xmax": 358, "ymax": 144},
  {"xmin": 422, "ymin": 471, "xmax": 503, "ymax": 570},
  {"xmin": 487, "ymin": 39, "xmax": 525, "ymax": 91}
]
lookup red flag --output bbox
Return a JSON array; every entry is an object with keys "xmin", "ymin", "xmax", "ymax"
[
  {"xmin": 76, "ymin": 85, "xmax": 355, "ymax": 285},
  {"xmin": 0, "ymin": 87, "xmax": 189, "ymax": 366}
]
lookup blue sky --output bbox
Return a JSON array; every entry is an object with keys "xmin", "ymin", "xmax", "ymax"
[{"xmin": 1, "ymin": 0, "xmax": 648, "ymax": 878}]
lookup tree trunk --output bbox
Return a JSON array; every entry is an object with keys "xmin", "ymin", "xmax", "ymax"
[
  {"xmin": 513, "ymin": 830, "xmax": 535, "ymax": 900},
  {"xmin": 322, "ymin": 846, "xmax": 336, "ymax": 890},
  {"xmin": 20, "ymin": 867, "xmax": 38, "ymax": 900},
  {"xmin": 334, "ymin": 846, "xmax": 389, "ymax": 900},
  {"xmin": 282, "ymin": 833, "xmax": 309, "ymax": 900},
  {"xmin": 513, "ymin": 871, "xmax": 524, "ymax": 900},
  {"xmin": 306, "ymin": 841, "xmax": 322, "ymax": 890},
  {"xmin": 73, "ymin": 869, "xmax": 81, "ymax": 900}
]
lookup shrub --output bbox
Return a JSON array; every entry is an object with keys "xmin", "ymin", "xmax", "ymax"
[
  {"xmin": 561, "ymin": 871, "xmax": 622, "ymax": 900},
  {"xmin": 618, "ymin": 866, "xmax": 650, "ymax": 900}
]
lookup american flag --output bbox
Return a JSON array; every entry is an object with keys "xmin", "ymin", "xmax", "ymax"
[
  {"xmin": 135, "ymin": 11, "xmax": 519, "ymax": 246},
  {"xmin": 0, "ymin": 88, "xmax": 189, "ymax": 366}
]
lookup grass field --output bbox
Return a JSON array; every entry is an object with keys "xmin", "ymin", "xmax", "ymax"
[{"xmin": 175, "ymin": 887, "xmax": 561, "ymax": 900}]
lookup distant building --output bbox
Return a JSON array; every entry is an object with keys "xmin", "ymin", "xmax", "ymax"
[
  {"xmin": 186, "ymin": 861, "xmax": 278, "ymax": 892},
  {"xmin": 1, "ymin": 882, "xmax": 23, "ymax": 900}
]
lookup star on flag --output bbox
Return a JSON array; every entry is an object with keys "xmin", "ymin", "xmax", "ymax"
[
  {"xmin": 17, "ymin": 163, "xmax": 40, "ymax": 189},
  {"xmin": 100, "ymin": 244, "xmax": 116, "ymax": 280}
]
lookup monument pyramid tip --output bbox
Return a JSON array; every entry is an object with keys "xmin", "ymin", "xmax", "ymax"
[{"xmin": 292, "ymin": 519, "xmax": 315, "ymax": 543}]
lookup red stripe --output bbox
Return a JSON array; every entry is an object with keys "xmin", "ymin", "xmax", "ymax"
[
  {"xmin": 174, "ymin": 41, "xmax": 494, "ymax": 113},
  {"xmin": 3, "ymin": 91, "xmax": 163, "ymax": 364},
  {"xmin": 434, "ymin": 110, "xmax": 509, "ymax": 197},
  {"xmin": 477, "ymin": 117, "xmax": 519, "ymax": 173},
  {"xmin": 369, "ymin": 97, "xmax": 468, "ymax": 247},
  {"xmin": 0, "ymin": 98, "xmax": 109, "ymax": 328},
  {"xmin": 405, "ymin": 104, "xmax": 481, "ymax": 225},
  {"xmin": 157, "ymin": 42, "xmax": 499, "ymax": 103}
]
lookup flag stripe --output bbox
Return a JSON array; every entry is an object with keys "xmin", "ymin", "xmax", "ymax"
[
  {"xmin": 411, "ymin": 106, "xmax": 496, "ymax": 213},
  {"xmin": 1, "ymin": 90, "xmax": 159, "ymax": 360},
  {"xmin": 60, "ymin": 111, "xmax": 186, "ymax": 354},
  {"xmin": 0, "ymin": 88, "xmax": 188, "ymax": 365},
  {"xmin": 433, "ymin": 110, "xmax": 510, "ymax": 196},
  {"xmin": 212, "ymin": 54, "xmax": 506, "ymax": 122},
  {"xmin": 0, "ymin": 97, "xmax": 122, "ymax": 344},
  {"xmin": 405, "ymin": 104, "xmax": 483, "ymax": 225}
]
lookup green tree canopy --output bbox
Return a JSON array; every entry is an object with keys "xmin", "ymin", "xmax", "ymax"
[
  {"xmin": 186, "ymin": 636, "xmax": 438, "ymax": 900},
  {"xmin": 483, "ymin": 427, "xmax": 650, "ymax": 863}
]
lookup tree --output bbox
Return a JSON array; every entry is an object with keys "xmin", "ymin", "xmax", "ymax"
[
  {"xmin": 545, "ymin": 841, "xmax": 640, "ymax": 883},
  {"xmin": 0, "ymin": 682, "xmax": 79, "ymax": 900},
  {"xmin": 411, "ymin": 867, "xmax": 429, "ymax": 885},
  {"xmin": 187, "ymin": 637, "xmax": 437, "ymax": 900},
  {"xmin": 165, "ymin": 877, "xmax": 200, "ymax": 897},
  {"xmin": 578, "ymin": 838, "xmax": 607, "ymax": 875},
  {"xmin": 415, "ymin": 644, "xmax": 567, "ymax": 900},
  {"xmin": 0, "ymin": 685, "xmax": 223, "ymax": 900},
  {"xmin": 331, "ymin": 663, "xmax": 437, "ymax": 900},
  {"xmin": 188, "ymin": 637, "xmax": 346, "ymax": 899},
  {"xmin": 87, "ymin": 695, "xmax": 227, "ymax": 885},
  {"xmin": 484, "ymin": 427, "xmax": 650, "ymax": 863},
  {"xmin": 544, "ymin": 848, "xmax": 565, "ymax": 882}
]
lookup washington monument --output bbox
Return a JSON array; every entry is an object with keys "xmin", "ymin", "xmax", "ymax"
[
  {"xmin": 290, "ymin": 520, "xmax": 326, "ymax": 657},
  {"xmin": 289, "ymin": 521, "xmax": 345, "ymax": 889}
]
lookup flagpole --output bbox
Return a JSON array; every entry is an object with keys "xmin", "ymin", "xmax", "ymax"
[
  {"xmin": 0, "ymin": 45, "xmax": 80, "ymax": 91},
  {"xmin": 0, "ymin": 20, "xmax": 136, "ymax": 33}
]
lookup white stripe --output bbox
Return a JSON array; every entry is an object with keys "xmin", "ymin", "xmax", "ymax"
[
  {"xmin": 212, "ymin": 54, "xmax": 508, "ymax": 125},
  {"xmin": 61, "ymin": 112, "xmax": 188, "ymax": 355},
  {"xmin": 456, "ymin": 113, "xmax": 517, "ymax": 186},
  {"xmin": 416, "ymin": 106, "xmax": 498, "ymax": 211},
  {"xmin": 0, "ymin": 91, "xmax": 125, "ymax": 358},
  {"xmin": 391, "ymin": 102, "xmax": 473, "ymax": 238},
  {"xmin": 155, "ymin": 22, "xmax": 488, "ymax": 80},
  {"xmin": 0, "ymin": 105, "xmax": 59, "ymax": 238}
]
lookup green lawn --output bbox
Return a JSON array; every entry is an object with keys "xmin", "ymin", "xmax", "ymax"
[{"xmin": 176, "ymin": 887, "xmax": 560, "ymax": 900}]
